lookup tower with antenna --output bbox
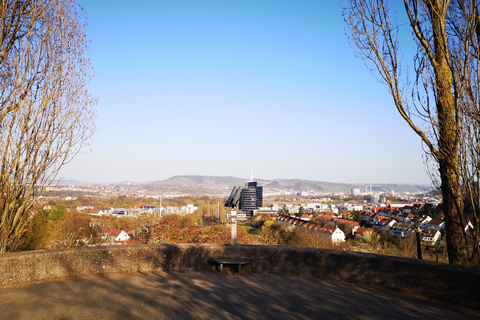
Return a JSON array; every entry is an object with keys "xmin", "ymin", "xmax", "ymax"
[{"xmin": 224, "ymin": 170, "xmax": 263, "ymax": 218}]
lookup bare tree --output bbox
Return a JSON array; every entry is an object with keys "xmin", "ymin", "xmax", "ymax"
[
  {"xmin": 344, "ymin": 0, "xmax": 479, "ymax": 265},
  {"xmin": 0, "ymin": 0, "xmax": 95, "ymax": 252}
]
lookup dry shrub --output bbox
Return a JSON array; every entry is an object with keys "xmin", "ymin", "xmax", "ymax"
[
  {"xmin": 257, "ymin": 221, "xmax": 287, "ymax": 245},
  {"xmin": 360, "ymin": 230, "xmax": 382, "ymax": 254},
  {"xmin": 396, "ymin": 234, "xmax": 417, "ymax": 258},
  {"xmin": 286, "ymin": 227, "xmax": 335, "ymax": 249},
  {"xmin": 258, "ymin": 225, "xmax": 283, "ymax": 245},
  {"xmin": 136, "ymin": 214, "xmax": 254, "ymax": 245},
  {"xmin": 257, "ymin": 222, "xmax": 351, "ymax": 250}
]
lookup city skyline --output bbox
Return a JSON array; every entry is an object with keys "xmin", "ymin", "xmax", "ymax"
[{"xmin": 58, "ymin": 0, "xmax": 431, "ymax": 185}]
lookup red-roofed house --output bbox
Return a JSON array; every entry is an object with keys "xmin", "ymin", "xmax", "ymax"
[
  {"xmin": 101, "ymin": 226, "xmax": 130, "ymax": 244},
  {"xmin": 428, "ymin": 219, "xmax": 446, "ymax": 230},
  {"xmin": 318, "ymin": 225, "xmax": 345, "ymax": 244},
  {"xmin": 376, "ymin": 218, "xmax": 396, "ymax": 232},
  {"xmin": 422, "ymin": 228, "xmax": 441, "ymax": 245},
  {"xmin": 300, "ymin": 214, "xmax": 310, "ymax": 221}
]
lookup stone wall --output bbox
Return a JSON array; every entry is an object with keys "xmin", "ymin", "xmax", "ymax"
[{"xmin": 1, "ymin": 244, "xmax": 479, "ymax": 310}]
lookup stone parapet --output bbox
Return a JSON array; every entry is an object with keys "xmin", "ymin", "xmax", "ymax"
[{"xmin": 1, "ymin": 244, "xmax": 479, "ymax": 310}]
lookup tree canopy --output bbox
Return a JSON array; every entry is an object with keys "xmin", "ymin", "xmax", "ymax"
[
  {"xmin": 344, "ymin": 0, "xmax": 480, "ymax": 265},
  {"xmin": 0, "ymin": 0, "xmax": 96, "ymax": 252}
]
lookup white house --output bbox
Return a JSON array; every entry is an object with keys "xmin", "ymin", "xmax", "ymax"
[
  {"xmin": 178, "ymin": 204, "xmax": 198, "ymax": 214},
  {"xmin": 418, "ymin": 215, "xmax": 433, "ymax": 228},
  {"xmin": 77, "ymin": 206, "xmax": 94, "ymax": 212},
  {"xmin": 422, "ymin": 228, "xmax": 441, "ymax": 245},
  {"xmin": 464, "ymin": 220, "xmax": 474, "ymax": 232},
  {"xmin": 101, "ymin": 226, "xmax": 130, "ymax": 244},
  {"xmin": 318, "ymin": 225, "xmax": 345, "ymax": 244},
  {"xmin": 391, "ymin": 223, "xmax": 415, "ymax": 238},
  {"xmin": 92, "ymin": 208, "xmax": 112, "ymax": 216}
]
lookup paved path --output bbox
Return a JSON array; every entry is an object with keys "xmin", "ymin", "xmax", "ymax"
[{"xmin": 0, "ymin": 272, "xmax": 478, "ymax": 319}]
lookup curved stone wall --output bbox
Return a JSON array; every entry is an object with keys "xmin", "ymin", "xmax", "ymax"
[{"xmin": 1, "ymin": 244, "xmax": 479, "ymax": 310}]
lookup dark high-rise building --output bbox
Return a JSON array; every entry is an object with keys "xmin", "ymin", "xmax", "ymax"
[
  {"xmin": 240, "ymin": 181, "xmax": 263, "ymax": 217},
  {"xmin": 240, "ymin": 188, "xmax": 256, "ymax": 216},
  {"xmin": 255, "ymin": 186, "xmax": 263, "ymax": 208},
  {"xmin": 225, "ymin": 180, "xmax": 263, "ymax": 218}
]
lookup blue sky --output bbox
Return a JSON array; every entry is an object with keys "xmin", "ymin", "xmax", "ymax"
[{"xmin": 59, "ymin": 0, "xmax": 431, "ymax": 184}]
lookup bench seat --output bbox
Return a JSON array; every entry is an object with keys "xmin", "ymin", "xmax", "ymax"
[{"xmin": 212, "ymin": 257, "xmax": 251, "ymax": 273}]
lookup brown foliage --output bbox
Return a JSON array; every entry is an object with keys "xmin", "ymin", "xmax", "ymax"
[
  {"xmin": 285, "ymin": 228, "xmax": 334, "ymax": 249},
  {"xmin": 257, "ymin": 221, "xmax": 349, "ymax": 250},
  {"xmin": 53, "ymin": 211, "xmax": 91, "ymax": 248},
  {"xmin": 136, "ymin": 214, "xmax": 254, "ymax": 245},
  {"xmin": 21, "ymin": 207, "xmax": 92, "ymax": 250}
]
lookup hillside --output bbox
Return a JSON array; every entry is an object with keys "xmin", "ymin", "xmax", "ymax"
[
  {"xmin": 153, "ymin": 175, "xmax": 250, "ymax": 187},
  {"xmin": 152, "ymin": 175, "xmax": 432, "ymax": 194},
  {"xmin": 56, "ymin": 175, "xmax": 433, "ymax": 195}
]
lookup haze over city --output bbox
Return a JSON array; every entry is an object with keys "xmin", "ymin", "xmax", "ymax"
[{"xmin": 59, "ymin": 0, "xmax": 430, "ymax": 185}]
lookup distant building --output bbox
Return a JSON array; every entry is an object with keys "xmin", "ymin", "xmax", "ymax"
[
  {"xmin": 247, "ymin": 181, "xmax": 263, "ymax": 208},
  {"xmin": 77, "ymin": 206, "xmax": 94, "ymax": 212},
  {"xmin": 113, "ymin": 209, "xmax": 129, "ymax": 216},
  {"xmin": 240, "ymin": 188, "xmax": 256, "ymax": 216},
  {"xmin": 240, "ymin": 181, "xmax": 263, "ymax": 218},
  {"xmin": 226, "ymin": 180, "xmax": 263, "ymax": 218},
  {"xmin": 351, "ymin": 188, "xmax": 361, "ymax": 196}
]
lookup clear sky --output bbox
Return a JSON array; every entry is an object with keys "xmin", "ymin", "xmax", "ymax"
[{"xmin": 59, "ymin": 0, "xmax": 431, "ymax": 185}]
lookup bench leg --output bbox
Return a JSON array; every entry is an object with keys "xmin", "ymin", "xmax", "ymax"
[
  {"xmin": 238, "ymin": 264, "xmax": 241, "ymax": 273},
  {"xmin": 219, "ymin": 263, "xmax": 223, "ymax": 273}
]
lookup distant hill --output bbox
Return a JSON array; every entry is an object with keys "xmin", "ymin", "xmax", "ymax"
[
  {"xmin": 56, "ymin": 179, "xmax": 142, "ymax": 185},
  {"xmin": 153, "ymin": 175, "xmax": 249, "ymax": 187},
  {"xmin": 56, "ymin": 179, "xmax": 99, "ymax": 185},
  {"xmin": 56, "ymin": 175, "xmax": 433, "ymax": 194},
  {"xmin": 263, "ymin": 179, "xmax": 431, "ymax": 194},
  {"xmin": 152, "ymin": 175, "xmax": 432, "ymax": 194}
]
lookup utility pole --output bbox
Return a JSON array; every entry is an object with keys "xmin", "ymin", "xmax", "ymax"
[{"xmin": 160, "ymin": 196, "xmax": 163, "ymax": 217}]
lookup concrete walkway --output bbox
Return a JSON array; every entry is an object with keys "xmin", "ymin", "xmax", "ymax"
[{"xmin": 0, "ymin": 272, "xmax": 478, "ymax": 319}]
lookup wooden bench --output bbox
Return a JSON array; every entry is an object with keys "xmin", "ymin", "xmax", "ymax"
[{"xmin": 212, "ymin": 257, "xmax": 251, "ymax": 273}]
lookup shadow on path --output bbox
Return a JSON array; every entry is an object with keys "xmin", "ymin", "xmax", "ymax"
[{"xmin": 0, "ymin": 271, "xmax": 478, "ymax": 319}]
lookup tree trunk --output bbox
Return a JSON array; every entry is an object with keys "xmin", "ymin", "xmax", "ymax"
[
  {"xmin": 428, "ymin": 0, "xmax": 468, "ymax": 265},
  {"xmin": 440, "ymin": 162, "xmax": 469, "ymax": 264}
]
